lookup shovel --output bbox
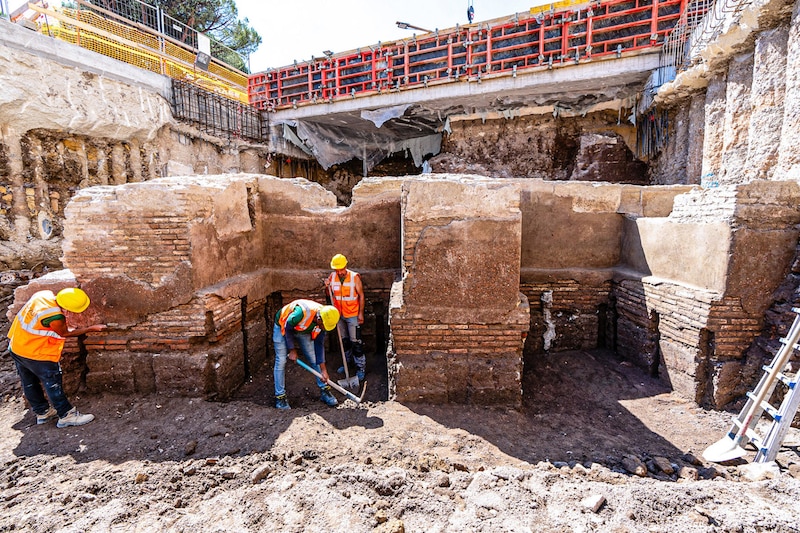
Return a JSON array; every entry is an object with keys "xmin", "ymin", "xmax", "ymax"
[
  {"xmin": 328, "ymin": 286, "xmax": 360, "ymax": 390},
  {"xmin": 703, "ymin": 310, "xmax": 800, "ymax": 463},
  {"xmin": 295, "ymin": 358, "xmax": 366, "ymax": 404}
]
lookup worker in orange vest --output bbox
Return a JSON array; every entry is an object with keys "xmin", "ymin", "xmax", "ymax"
[
  {"xmin": 325, "ymin": 254, "xmax": 366, "ymax": 382},
  {"xmin": 7, "ymin": 288, "xmax": 106, "ymax": 428},
  {"xmin": 273, "ymin": 299, "xmax": 340, "ymax": 410}
]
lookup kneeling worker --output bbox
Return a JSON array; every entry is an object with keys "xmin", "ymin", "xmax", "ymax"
[
  {"xmin": 273, "ymin": 299, "xmax": 340, "ymax": 410},
  {"xmin": 8, "ymin": 288, "xmax": 107, "ymax": 427}
]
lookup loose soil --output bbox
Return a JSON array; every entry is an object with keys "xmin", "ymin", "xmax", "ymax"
[{"xmin": 1, "ymin": 348, "xmax": 798, "ymax": 532}]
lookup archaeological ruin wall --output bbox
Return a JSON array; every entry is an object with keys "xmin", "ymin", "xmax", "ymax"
[
  {"xmin": 9, "ymin": 172, "xmax": 797, "ymax": 409},
  {"xmin": 0, "ymin": 20, "xmax": 269, "ymax": 302},
  {"xmin": 5, "ymin": 0, "xmax": 800, "ymax": 411}
]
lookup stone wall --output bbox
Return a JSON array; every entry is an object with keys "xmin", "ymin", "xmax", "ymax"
[
  {"xmin": 389, "ymin": 177, "xmax": 530, "ymax": 405},
  {"xmin": 19, "ymin": 174, "xmax": 401, "ymax": 398},
  {"xmin": 8, "ymin": 174, "xmax": 799, "ymax": 408},
  {"xmin": 0, "ymin": 20, "xmax": 269, "ymax": 322}
]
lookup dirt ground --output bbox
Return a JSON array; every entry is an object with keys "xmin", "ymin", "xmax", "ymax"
[{"xmin": 0, "ymin": 348, "xmax": 799, "ymax": 532}]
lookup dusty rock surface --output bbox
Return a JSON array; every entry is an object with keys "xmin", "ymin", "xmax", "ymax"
[{"xmin": 0, "ymin": 348, "xmax": 799, "ymax": 532}]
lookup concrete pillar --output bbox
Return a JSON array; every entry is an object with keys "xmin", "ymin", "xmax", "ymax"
[
  {"xmin": 29, "ymin": 135, "xmax": 49, "ymax": 213},
  {"xmin": 76, "ymin": 139, "xmax": 90, "ymax": 189},
  {"xmin": 2, "ymin": 128, "xmax": 30, "ymax": 242},
  {"xmin": 719, "ymin": 52, "xmax": 754, "ymax": 185},
  {"xmin": 128, "ymin": 139, "xmax": 143, "ymax": 182},
  {"xmin": 661, "ymin": 104, "xmax": 689, "ymax": 185},
  {"xmin": 777, "ymin": 1, "xmax": 800, "ymax": 180},
  {"xmin": 94, "ymin": 145, "xmax": 109, "ymax": 186},
  {"xmin": 700, "ymin": 74, "xmax": 727, "ymax": 186},
  {"xmin": 111, "ymin": 143, "xmax": 127, "ymax": 185},
  {"xmin": 686, "ymin": 93, "xmax": 705, "ymax": 184},
  {"xmin": 745, "ymin": 25, "xmax": 789, "ymax": 181},
  {"xmin": 389, "ymin": 176, "xmax": 530, "ymax": 405}
]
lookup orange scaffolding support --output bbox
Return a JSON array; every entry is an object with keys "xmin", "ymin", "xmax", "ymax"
[{"xmin": 248, "ymin": 0, "xmax": 685, "ymax": 111}]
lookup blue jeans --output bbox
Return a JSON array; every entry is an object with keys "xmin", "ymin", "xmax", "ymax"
[
  {"xmin": 273, "ymin": 325, "xmax": 326, "ymax": 397},
  {"xmin": 11, "ymin": 352, "xmax": 73, "ymax": 418}
]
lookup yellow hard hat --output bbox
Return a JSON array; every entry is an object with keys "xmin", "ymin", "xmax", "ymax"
[
  {"xmin": 330, "ymin": 253, "xmax": 348, "ymax": 270},
  {"xmin": 319, "ymin": 305, "xmax": 340, "ymax": 331},
  {"xmin": 56, "ymin": 288, "xmax": 90, "ymax": 313}
]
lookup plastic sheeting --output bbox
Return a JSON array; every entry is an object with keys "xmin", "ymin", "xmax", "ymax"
[
  {"xmin": 276, "ymin": 119, "xmax": 441, "ymax": 171},
  {"xmin": 360, "ymin": 104, "xmax": 412, "ymax": 128}
]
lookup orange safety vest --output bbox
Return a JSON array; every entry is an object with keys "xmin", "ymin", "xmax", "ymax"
[
  {"xmin": 327, "ymin": 270, "xmax": 360, "ymax": 318},
  {"xmin": 277, "ymin": 299, "xmax": 323, "ymax": 339},
  {"xmin": 7, "ymin": 290, "xmax": 66, "ymax": 362}
]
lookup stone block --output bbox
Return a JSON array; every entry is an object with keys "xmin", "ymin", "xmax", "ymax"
[
  {"xmin": 206, "ymin": 332, "xmax": 247, "ymax": 400},
  {"xmin": 246, "ymin": 318, "xmax": 268, "ymax": 373},
  {"xmin": 711, "ymin": 360, "xmax": 744, "ymax": 408},
  {"xmin": 401, "ymin": 178, "xmax": 522, "ymax": 323},
  {"xmin": 152, "ymin": 352, "xmax": 209, "ymax": 397},
  {"xmin": 86, "ymin": 351, "xmax": 138, "ymax": 394}
]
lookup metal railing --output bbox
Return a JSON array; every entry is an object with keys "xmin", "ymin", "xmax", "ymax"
[
  {"xmin": 658, "ymin": 0, "xmax": 750, "ymax": 78},
  {"xmin": 82, "ymin": 0, "xmax": 247, "ymax": 71},
  {"xmin": 26, "ymin": 2, "xmax": 249, "ymax": 103},
  {"xmin": 171, "ymin": 79, "xmax": 265, "ymax": 143},
  {"xmin": 249, "ymin": 0, "xmax": 685, "ymax": 111}
]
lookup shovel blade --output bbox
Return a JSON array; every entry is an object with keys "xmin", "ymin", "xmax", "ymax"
[
  {"xmin": 337, "ymin": 376, "xmax": 360, "ymax": 390},
  {"xmin": 703, "ymin": 435, "xmax": 747, "ymax": 463}
]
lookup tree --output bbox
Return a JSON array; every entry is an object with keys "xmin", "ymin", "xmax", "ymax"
[
  {"xmin": 88, "ymin": 0, "xmax": 260, "ymax": 72},
  {"xmin": 154, "ymin": 0, "xmax": 261, "ymax": 72}
]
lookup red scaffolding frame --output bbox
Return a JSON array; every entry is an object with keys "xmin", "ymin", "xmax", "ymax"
[{"xmin": 248, "ymin": 0, "xmax": 686, "ymax": 111}]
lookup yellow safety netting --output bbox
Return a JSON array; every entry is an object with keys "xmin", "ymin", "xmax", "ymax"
[{"xmin": 28, "ymin": 4, "xmax": 248, "ymax": 103}]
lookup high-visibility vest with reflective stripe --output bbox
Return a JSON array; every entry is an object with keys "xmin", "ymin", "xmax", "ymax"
[
  {"xmin": 277, "ymin": 299, "xmax": 323, "ymax": 339},
  {"xmin": 7, "ymin": 290, "xmax": 66, "ymax": 362},
  {"xmin": 327, "ymin": 270, "xmax": 360, "ymax": 318}
]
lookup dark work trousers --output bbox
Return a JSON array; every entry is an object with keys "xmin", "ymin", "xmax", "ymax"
[{"xmin": 10, "ymin": 351, "xmax": 73, "ymax": 417}]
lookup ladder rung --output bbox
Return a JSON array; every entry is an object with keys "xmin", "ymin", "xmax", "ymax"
[
  {"xmin": 775, "ymin": 372, "xmax": 792, "ymax": 387},
  {"xmin": 745, "ymin": 391, "xmax": 780, "ymax": 419},
  {"xmin": 778, "ymin": 337, "xmax": 800, "ymax": 350},
  {"xmin": 746, "ymin": 429, "xmax": 762, "ymax": 447}
]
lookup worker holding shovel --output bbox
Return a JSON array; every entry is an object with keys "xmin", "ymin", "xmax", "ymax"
[
  {"xmin": 272, "ymin": 299, "xmax": 340, "ymax": 410},
  {"xmin": 325, "ymin": 254, "xmax": 366, "ymax": 382}
]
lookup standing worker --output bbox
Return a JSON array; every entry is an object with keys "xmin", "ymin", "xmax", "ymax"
[
  {"xmin": 325, "ymin": 254, "xmax": 366, "ymax": 382},
  {"xmin": 7, "ymin": 288, "xmax": 106, "ymax": 428},
  {"xmin": 273, "ymin": 299, "xmax": 340, "ymax": 410}
]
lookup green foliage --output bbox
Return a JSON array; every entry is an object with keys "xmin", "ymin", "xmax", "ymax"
[
  {"xmin": 86, "ymin": 0, "xmax": 260, "ymax": 72},
  {"xmin": 153, "ymin": 0, "xmax": 261, "ymax": 71}
]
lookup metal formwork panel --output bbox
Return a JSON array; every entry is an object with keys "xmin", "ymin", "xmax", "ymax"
[{"xmin": 248, "ymin": 0, "xmax": 686, "ymax": 110}]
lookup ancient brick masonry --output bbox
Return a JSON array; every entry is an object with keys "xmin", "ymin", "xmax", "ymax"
[
  {"xmin": 8, "ymin": 174, "xmax": 800, "ymax": 408},
  {"xmin": 389, "ymin": 177, "xmax": 530, "ymax": 405},
  {"xmin": 26, "ymin": 174, "xmax": 400, "ymax": 399}
]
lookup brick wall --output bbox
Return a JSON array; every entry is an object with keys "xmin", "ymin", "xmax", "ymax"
[
  {"xmin": 521, "ymin": 279, "xmax": 613, "ymax": 355},
  {"xmin": 389, "ymin": 309, "xmax": 529, "ymax": 405}
]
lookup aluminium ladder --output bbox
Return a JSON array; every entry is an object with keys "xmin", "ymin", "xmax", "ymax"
[{"xmin": 704, "ymin": 308, "xmax": 800, "ymax": 463}]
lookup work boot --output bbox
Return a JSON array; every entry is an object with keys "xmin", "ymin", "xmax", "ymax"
[
  {"xmin": 275, "ymin": 395, "xmax": 290, "ymax": 410},
  {"xmin": 56, "ymin": 408, "xmax": 94, "ymax": 428},
  {"xmin": 320, "ymin": 386, "xmax": 338, "ymax": 407},
  {"xmin": 36, "ymin": 406, "xmax": 57, "ymax": 425}
]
